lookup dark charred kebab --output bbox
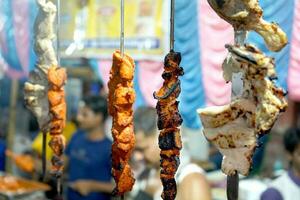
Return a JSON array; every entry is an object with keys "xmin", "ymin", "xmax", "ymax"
[
  {"xmin": 154, "ymin": 51, "xmax": 184, "ymax": 199},
  {"xmin": 153, "ymin": 1, "xmax": 185, "ymax": 199}
]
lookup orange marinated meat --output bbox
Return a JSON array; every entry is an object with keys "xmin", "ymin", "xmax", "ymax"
[
  {"xmin": 47, "ymin": 65, "xmax": 67, "ymax": 177},
  {"xmin": 108, "ymin": 51, "xmax": 136, "ymax": 196}
]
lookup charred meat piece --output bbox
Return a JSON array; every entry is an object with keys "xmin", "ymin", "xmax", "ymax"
[{"xmin": 154, "ymin": 50, "xmax": 184, "ymax": 200}]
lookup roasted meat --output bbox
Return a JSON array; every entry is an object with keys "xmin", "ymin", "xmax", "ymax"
[
  {"xmin": 154, "ymin": 51, "xmax": 184, "ymax": 200},
  {"xmin": 108, "ymin": 51, "xmax": 136, "ymax": 196},
  {"xmin": 24, "ymin": 0, "xmax": 58, "ymax": 132},
  {"xmin": 198, "ymin": 44, "xmax": 287, "ymax": 176},
  {"xmin": 207, "ymin": 0, "xmax": 288, "ymax": 51},
  {"xmin": 47, "ymin": 65, "xmax": 67, "ymax": 177}
]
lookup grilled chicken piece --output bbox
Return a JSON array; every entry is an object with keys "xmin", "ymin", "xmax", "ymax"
[
  {"xmin": 198, "ymin": 99, "xmax": 256, "ymax": 175},
  {"xmin": 108, "ymin": 51, "xmax": 136, "ymax": 196},
  {"xmin": 225, "ymin": 44, "xmax": 287, "ymax": 133},
  {"xmin": 34, "ymin": 0, "xmax": 58, "ymax": 71},
  {"xmin": 207, "ymin": 0, "xmax": 287, "ymax": 51},
  {"xmin": 154, "ymin": 51, "xmax": 184, "ymax": 200},
  {"xmin": 24, "ymin": 0, "xmax": 58, "ymax": 132},
  {"xmin": 47, "ymin": 65, "xmax": 67, "ymax": 177},
  {"xmin": 198, "ymin": 44, "xmax": 287, "ymax": 176},
  {"xmin": 24, "ymin": 68, "xmax": 51, "ymax": 132}
]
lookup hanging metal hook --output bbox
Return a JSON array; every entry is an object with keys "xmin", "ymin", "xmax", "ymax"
[
  {"xmin": 170, "ymin": 0, "xmax": 175, "ymax": 51},
  {"xmin": 120, "ymin": 0, "xmax": 125, "ymax": 57}
]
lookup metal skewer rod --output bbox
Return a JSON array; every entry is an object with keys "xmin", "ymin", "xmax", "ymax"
[
  {"xmin": 227, "ymin": 171, "xmax": 239, "ymax": 200},
  {"xmin": 170, "ymin": 0, "xmax": 175, "ymax": 51},
  {"xmin": 56, "ymin": 0, "xmax": 61, "ymax": 66},
  {"xmin": 120, "ymin": 0, "xmax": 124, "ymax": 57},
  {"xmin": 57, "ymin": 177, "xmax": 62, "ymax": 195},
  {"xmin": 226, "ymin": 29, "xmax": 247, "ymax": 200},
  {"xmin": 42, "ymin": 131, "xmax": 47, "ymax": 181}
]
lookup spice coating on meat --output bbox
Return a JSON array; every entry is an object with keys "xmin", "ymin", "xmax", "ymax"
[
  {"xmin": 154, "ymin": 51, "xmax": 184, "ymax": 200},
  {"xmin": 108, "ymin": 51, "xmax": 136, "ymax": 196},
  {"xmin": 47, "ymin": 65, "xmax": 67, "ymax": 177}
]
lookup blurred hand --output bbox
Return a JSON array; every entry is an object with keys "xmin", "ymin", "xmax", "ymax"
[{"xmin": 69, "ymin": 180, "xmax": 93, "ymax": 196}]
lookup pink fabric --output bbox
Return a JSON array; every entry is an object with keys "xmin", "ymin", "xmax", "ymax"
[
  {"xmin": 288, "ymin": 1, "xmax": 300, "ymax": 101},
  {"xmin": 12, "ymin": 0, "xmax": 30, "ymax": 75},
  {"xmin": 5, "ymin": 68, "xmax": 27, "ymax": 79},
  {"xmin": 0, "ymin": 26, "xmax": 7, "ymax": 54},
  {"xmin": 98, "ymin": 60, "xmax": 112, "ymax": 92},
  {"xmin": 0, "ymin": 56, "xmax": 8, "ymax": 73},
  {"xmin": 138, "ymin": 61, "xmax": 164, "ymax": 106},
  {"xmin": 199, "ymin": 0, "xmax": 233, "ymax": 106}
]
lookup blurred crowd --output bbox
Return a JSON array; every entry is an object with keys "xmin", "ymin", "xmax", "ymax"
[{"xmin": 0, "ymin": 79, "xmax": 299, "ymax": 200}]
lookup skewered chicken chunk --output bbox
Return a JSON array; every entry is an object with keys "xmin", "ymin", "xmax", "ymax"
[
  {"xmin": 34, "ymin": 0, "xmax": 58, "ymax": 71},
  {"xmin": 24, "ymin": 68, "xmax": 51, "ymax": 132},
  {"xmin": 48, "ymin": 65, "xmax": 67, "ymax": 177},
  {"xmin": 225, "ymin": 44, "xmax": 287, "ymax": 133},
  {"xmin": 154, "ymin": 51, "xmax": 184, "ymax": 200},
  {"xmin": 108, "ymin": 51, "xmax": 136, "ymax": 196},
  {"xmin": 198, "ymin": 99, "xmax": 256, "ymax": 175},
  {"xmin": 25, "ymin": 0, "xmax": 67, "ymax": 182},
  {"xmin": 24, "ymin": 0, "xmax": 57, "ymax": 132},
  {"xmin": 198, "ymin": 44, "xmax": 287, "ymax": 176},
  {"xmin": 207, "ymin": 0, "xmax": 288, "ymax": 51}
]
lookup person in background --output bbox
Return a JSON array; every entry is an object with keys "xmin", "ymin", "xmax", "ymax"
[
  {"xmin": 65, "ymin": 95, "xmax": 113, "ymax": 200},
  {"xmin": 132, "ymin": 106, "xmax": 212, "ymax": 200},
  {"xmin": 261, "ymin": 128, "xmax": 300, "ymax": 200},
  {"xmin": 0, "ymin": 137, "xmax": 5, "ymax": 171}
]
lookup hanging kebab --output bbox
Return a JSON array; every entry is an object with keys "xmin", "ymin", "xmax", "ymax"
[
  {"xmin": 24, "ymin": 0, "xmax": 66, "ymax": 193},
  {"xmin": 108, "ymin": 0, "xmax": 136, "ymax": 197},
  {"xmin": 198, "ymin": 1, "xmax": 288, "ymax": 199},
  {"xmin": 153, "ymin": 0, "xmax": 184, "ymax": 199}
]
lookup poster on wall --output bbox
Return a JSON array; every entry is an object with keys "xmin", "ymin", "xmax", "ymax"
[{"xmin": 60, "ymin": 0, "xmax": 169, "ymax": 60}]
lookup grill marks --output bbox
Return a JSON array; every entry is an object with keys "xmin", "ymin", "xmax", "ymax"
[{"xmin": 154, "ymin": 51, "xmax": 184, "ymax": 200}]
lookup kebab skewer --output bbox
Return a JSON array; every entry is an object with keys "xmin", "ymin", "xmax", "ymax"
[
  {"xmin": 24, "ymin": 0, "xmax": 67, "ymax": 192},
  {"xmin": 153, "ymin": 1, "xmax": 184, "ymax": 199},
  {"xmin": 24, "ymin": 0, "xmax": 56, "ymax": 177},
  {"xmin": 198, "ymin": 1, "xmax": 288, "ymax": 199},
  {"xmin": 24, "ymin": 0, "xmax": 56, "ymax": 139},
  {"xmin": 108, "ymin": 0, "xmax": 136, "ymax": 197}
]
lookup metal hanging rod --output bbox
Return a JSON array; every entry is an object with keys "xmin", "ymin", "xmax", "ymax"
[
  {"xmin": 120, "ymin": 0, "xmax": 124, "ymax": 57},
  {"xmin": 56, "ymin": 0, "xmax": 61, "ymax": 65},
  {"xmin": 170, "ymin": 0, "xmax": 175, "ymax": 51}
]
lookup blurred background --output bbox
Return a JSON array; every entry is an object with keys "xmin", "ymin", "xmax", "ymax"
[{"xmin": 0, "ymin": 0, "xmax": 300, "ymax": 199}]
